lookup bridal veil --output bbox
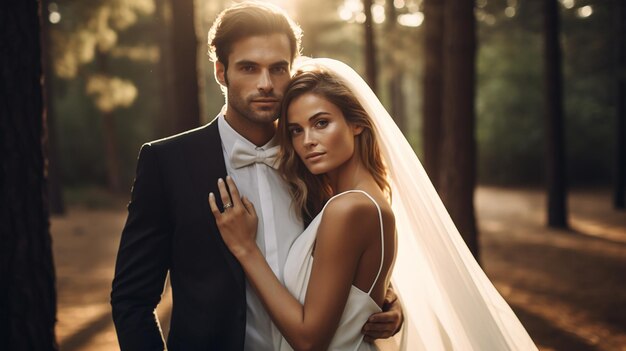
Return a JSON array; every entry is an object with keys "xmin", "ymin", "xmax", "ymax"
[{"xmin": 293, "ymin": 58, "xmax": 537, "ymax": 351}]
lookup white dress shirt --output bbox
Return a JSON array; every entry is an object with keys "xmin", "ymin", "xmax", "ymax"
[{"xmin": 217, "ymin": 114, "xmax": 303, "ymax": 351}]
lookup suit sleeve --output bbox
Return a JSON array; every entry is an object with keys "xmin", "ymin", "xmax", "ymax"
[{"xmin": 111, "ymin": 143, "xmax": 172, "ymax": 350}]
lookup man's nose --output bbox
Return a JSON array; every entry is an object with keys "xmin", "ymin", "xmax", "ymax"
[{"xmin": 257, "ymin": 69, "xmax": 273, "ymax": 93}]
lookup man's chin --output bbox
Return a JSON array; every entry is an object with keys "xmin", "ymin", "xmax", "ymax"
[{"xmin": 250, "ymin": 110, "xmax": 280, "ymax": 124}]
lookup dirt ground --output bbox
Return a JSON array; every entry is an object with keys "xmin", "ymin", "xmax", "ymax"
[{"xmin": 51, "ymin": 187, "xmax": 626, "ymax": 350}]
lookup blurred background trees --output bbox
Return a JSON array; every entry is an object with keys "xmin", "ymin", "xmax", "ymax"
[
  {"xmin": 614, "ymin": 0, "xmax": 625, "ymax": 209},
  {"xmin": 1, "ymin": 0, "xmax": 616, "ymax": 346},
  {"xmin": 1, "ymin": 0, "xmax": 617, "ymax": 345},
  {"xmin": 40, "ymin": 0, "xmax": 622, "ymax": 252}
]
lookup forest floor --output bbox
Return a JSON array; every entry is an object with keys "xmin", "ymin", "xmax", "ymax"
[{"xmin": 52, "ymin": 187, "xmax": 626, "ymax": 351}]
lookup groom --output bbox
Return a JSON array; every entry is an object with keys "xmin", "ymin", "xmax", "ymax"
[{"xmin": 111, "ymin": 2, "xmax": 402, "ymax": 350}]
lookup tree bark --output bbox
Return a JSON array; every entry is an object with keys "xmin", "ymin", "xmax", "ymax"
[
  {"xmin": 102, "ymin": 110, "xmax": 122, "ymax": 193},
  {"xmin": 422, "ymin": 0, "xmax": 445, "ymax": 190},
  {"xmin": 171, "ymin": 0, "xmax": 202, "ymax": 133},
  {"xmin": 0, "ymin": 0, "xmax": 58, "ymax": 348},
  {"xmin": 95, "ymin": 52, "xmax": 122, "ymax": 193},
  {"xmin": 363, "ymin": 0, "xmax": 378, "ymax": 93},
  {"xmin": 385, "ymin": 0, "xmax": 407, "ymax": 132},
  {"xmin": 614, "ymin": 0, "xmax": 626, "ymax": 209},
  {"xmin": 155, "ymin": 0, "xmax": 177, "ymax": 138},
  {"xmin": 439, "ymin": 0, "xmax": 478, "ymax": 258},
  {"xmin": 41, "ymin": 0, "xmax": 65, "ymax": 214},
  {"xmin": 542, "ymin": 0, "xmax": 568, "ymax": 227}
]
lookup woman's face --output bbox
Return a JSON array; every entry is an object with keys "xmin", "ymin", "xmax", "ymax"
[{"xmin": 286, "ymin": 93, "xmax": 361, "ymax": 175}]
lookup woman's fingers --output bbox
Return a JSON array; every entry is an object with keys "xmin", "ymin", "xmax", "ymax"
[
  {"xmin": 208, "ymin": 193, "xmax": 220, "ymax": 218},
  {"xmin": 217, "ymin": 178, "xmax": 232, "ymax": 209},
  {"xmin": 241, "ymin": 196, "xmax": 256, "ymax": 217},
  {"xmin": 225, "ymin": 176, "xmax": 243, "ymax": 207}
]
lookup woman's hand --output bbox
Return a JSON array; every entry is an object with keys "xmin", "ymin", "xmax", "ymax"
[{"xmin": 209, "ymin": 176, "xmax": 258, "ymax": 258}]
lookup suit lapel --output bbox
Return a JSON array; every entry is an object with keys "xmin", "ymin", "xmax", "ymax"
[{"xmin": 184, "ymin": 119, "xmax": 245, "ymax": 291}]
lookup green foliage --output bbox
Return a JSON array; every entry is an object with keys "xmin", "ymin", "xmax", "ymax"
[
  {"xmin": 476, "ymin": 0, "xmax": 615, "ymax": 186},
  {"xmin": 477, "ymin": 24, "xmax": 544, "ymax": 185},
  {"xmin": 49, "ymin": 0, "xmax": 615, "ymax": 191},
  {"xmin": 50, "ymin": 0, "xmax": 162, "ymax": 190}
]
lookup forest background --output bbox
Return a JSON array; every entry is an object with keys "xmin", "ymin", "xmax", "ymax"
[
  {"xmin": 46, "ymin": 0, "xmax": 617, "ymax": 194},
  {"xmin": 1, "ymin": 0, "xmax": 625, "ymax": 350}
]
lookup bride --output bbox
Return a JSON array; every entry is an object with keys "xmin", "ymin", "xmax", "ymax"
[{"xmin": 209, "ymin": 58, "xmax": 537, "ymax": 351}]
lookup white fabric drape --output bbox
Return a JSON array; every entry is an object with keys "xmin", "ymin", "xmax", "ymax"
[{"xmin": 293, "ymin": 58, "xmax": 537, "ymax": 351}]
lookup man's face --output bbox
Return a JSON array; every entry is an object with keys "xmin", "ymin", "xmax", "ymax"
[{"xmin": 216, "ymin": 33, "xmax": 292, "ymax": 127}]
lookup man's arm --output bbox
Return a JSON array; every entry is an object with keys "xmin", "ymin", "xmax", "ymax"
[
  {"xmin": 362, "ymin": 285, "xmax": 404, "ymax": 343},
  {"xmin": 111, "ymin": 144, "xmax": 172, "ymax": 350}
]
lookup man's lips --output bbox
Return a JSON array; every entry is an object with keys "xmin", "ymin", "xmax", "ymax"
[{"xmin": 252, "ymin": 98, "xmax": 279, "ymax": 103}]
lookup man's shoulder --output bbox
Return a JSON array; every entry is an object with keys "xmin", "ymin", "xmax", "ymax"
[{"xmin": 143, "ymin": 120, "xmax": 220, "ymax": 152}]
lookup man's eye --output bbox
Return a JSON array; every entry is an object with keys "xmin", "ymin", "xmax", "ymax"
[
  {"xmin": 272, "ymin": 66, "xmax": 288, "ymax": 74},
  {"xmin": 241, "ymin": 66, "xmax": 255, "ymax": 72}
]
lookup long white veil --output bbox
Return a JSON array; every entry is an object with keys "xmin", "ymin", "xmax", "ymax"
[{"xmin": 294, "ymin": 58, "xmax": 537, "ymax": 351}]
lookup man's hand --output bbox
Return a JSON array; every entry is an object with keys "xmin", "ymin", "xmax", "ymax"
[{"xmin": 362, "ymin": 286, "xmax": 404, "ymax": 343}]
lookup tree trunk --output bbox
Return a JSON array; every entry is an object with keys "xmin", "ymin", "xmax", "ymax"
[
  {"xmin": 41, "ymin": 0, "xmax": 65, "ymax": 215},
  {"xmin": 363, "ymin": 0, "xmax": 378, "ymax": 93},
  {"xmin": 95, "ymin": 52, "xmax": 122, "ymax": 193},
  {"xmin": 614, "ymin": 0, "xmax": 626, "ymax": 209},
  {"xmin": 171, "ymin": 0, "xmax": 202, "ymax": 133},
  {"xmin": 385, "ymin": 0, "xmax": 407, "ymax": 132},
  {"xmin": 102, "ymin": 110, "xmax": 122, "ymax": 193},
  {"xmin": 542, "ymin": 0, "xmax": 568, "ymax": 227},
  {"xmin": 155, "ymin": 0, "xmax": 177, "ymax": 138},
  {"xmin": 0, "ymin": 1, "xmax": 58, "ymax": 349},
  {"xmin": 439, "ymin": 0, "xmax": 478, "ymax": 259},
  {"xmin": 422, "ymin": 0, "xmax": 445, "ymax": 190}
]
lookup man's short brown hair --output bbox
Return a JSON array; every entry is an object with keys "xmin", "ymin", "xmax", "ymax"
[{"xmin": 207, "ymin": 1, "xmax": 302, "ymax": 70}]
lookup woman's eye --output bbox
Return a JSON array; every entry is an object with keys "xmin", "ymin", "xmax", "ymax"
[
  {"xmin": 289, "ymin": 127, "xmax": 302, "ymax": 136},
  {"xmin": 315, "ymin": 120, "xmax": 329, "ymax": 128}
]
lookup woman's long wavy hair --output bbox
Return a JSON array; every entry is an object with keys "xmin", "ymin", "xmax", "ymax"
[{"xmin": 277, "ymin": 68, "xmax": 390, "ymax": 223}]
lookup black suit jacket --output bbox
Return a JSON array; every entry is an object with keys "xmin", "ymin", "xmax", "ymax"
[{"xmin": 111, "ymin": 120, "xmax": 247, "ymax": 350}]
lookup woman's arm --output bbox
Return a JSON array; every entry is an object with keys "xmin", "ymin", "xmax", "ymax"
[{"xmin": 209, "ymin": 177, "xmax": 379, "ymax": 351}]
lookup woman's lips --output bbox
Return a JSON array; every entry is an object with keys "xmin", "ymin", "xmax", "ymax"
[{"xmin": 305, "ymin": 152, "xmax": 325, "ymax": 161}]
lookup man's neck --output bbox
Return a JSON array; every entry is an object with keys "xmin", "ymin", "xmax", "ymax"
[{"xmin": 224, "ymin": 110, "xmax": 276, "ymax": 147}]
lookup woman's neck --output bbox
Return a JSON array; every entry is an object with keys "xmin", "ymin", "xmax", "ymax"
[{"xmin": 327, "ymin": 156, "xmax": 377, "ymax": 195}]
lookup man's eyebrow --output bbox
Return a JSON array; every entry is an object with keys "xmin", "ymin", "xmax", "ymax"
[
  {"xmin": 233, "ymin": 60, "xmax": 258, "ymax": 66},
  {"xmin": 270, "ymin": 60, "xmax": 290, "ymax": 67}
]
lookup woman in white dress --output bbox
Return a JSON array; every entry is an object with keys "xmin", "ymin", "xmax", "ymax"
[
  {"xmin": 211, "ymin": 58, "xmax": 538, "ymax": 351},
  {"xmin": 210, "ymin": 63, "xmax": 397, "ymax": 351}
]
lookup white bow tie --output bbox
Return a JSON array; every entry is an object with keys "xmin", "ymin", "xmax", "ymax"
[{"xmin": 230, "ymin": 140, "xmax": 280, "ymax": 169}]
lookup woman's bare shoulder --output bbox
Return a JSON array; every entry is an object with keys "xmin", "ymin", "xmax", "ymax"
[{"xmin": 320, "ymin": 192, "xmax": 394, "ymax": 237}]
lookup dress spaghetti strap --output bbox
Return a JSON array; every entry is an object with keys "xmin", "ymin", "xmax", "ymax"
[{"xmin": 325, "ymin": 190, "xmax": 385, "ymax": 296}]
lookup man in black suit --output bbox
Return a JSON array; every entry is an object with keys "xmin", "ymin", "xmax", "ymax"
[{"xmin": 111, "ymin": 2, "xmax": 402, "ymax": 350}]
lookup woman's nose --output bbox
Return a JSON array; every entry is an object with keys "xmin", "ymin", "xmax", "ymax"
[{"xmin": 303, "ymin": 130, "xmax": 317, "ymax": 147}]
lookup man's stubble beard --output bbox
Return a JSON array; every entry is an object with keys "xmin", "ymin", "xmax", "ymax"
[{"xmin": 227, "ymin": 89, "xmax": 282, "ymax": 126}]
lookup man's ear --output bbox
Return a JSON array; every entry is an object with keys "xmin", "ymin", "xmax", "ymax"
[{"xmin": 215, "ymin": 61, "xmax": 227, "ymax": 87}]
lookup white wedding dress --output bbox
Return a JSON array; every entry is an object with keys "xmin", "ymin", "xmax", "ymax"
[
  {"xmin": 278, "ymin": 190, "xmax": 385, "ymax": 351},
  {"xmin": 284, "ymin": 58, "xmax": 538, "ymax": 351}
]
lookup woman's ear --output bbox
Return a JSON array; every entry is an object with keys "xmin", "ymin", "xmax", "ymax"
[{"xmin": 352, "ymin": 124, "xmax": 364, "ymax": 136}]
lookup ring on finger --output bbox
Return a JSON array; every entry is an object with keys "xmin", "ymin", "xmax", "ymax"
[{"xmin": 223, "ymin": 202, "xmax": 233, "ymax": 210}]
